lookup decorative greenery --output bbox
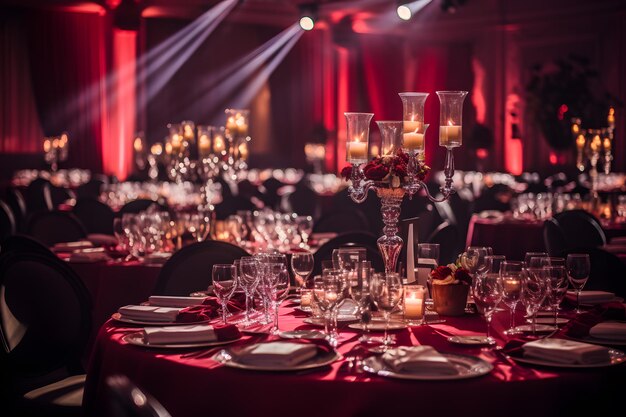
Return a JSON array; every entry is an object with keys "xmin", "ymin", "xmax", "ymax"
[{"xmin": 525, "ymin": 54, "xmax": 620, "ymax": 150}]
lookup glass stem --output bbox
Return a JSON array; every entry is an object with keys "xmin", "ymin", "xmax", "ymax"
[
  {"xmin": 509, "ymin": 307, "xmax": 515, "ymax": 332},
  {"xmin": 222, "ymin": 301, "xmax": 228, "ymax": 325},
  {"xmin": 384, "ymin": 311, "xmax": 390, "ymax": 345},
  {"xmin": 485, "ymin": 313, "xmax": 492, "ymax": 340},
  {"xmin": 273, "ymin": 301, "xmax": 279, "ymax": 332},
  {"xmin": 577, "ymin": 289, "xmax": 581, "ymax": 312},
  {"xmin": 554, "ymin": 306, "xmax": 558, "ymax": 328},
  {"xmin": 244, "ymin": 293, "xmax": 251, "ymax": 323}
]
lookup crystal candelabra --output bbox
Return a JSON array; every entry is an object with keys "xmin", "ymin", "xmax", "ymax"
[
  {"xmin": 345, "ymin": 91, "xmax": 468, "ymax": 273},
  {"xmin": 42, "ymin": 132, "xmax": 69, "ymax": 172}
]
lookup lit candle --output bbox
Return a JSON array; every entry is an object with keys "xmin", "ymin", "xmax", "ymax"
[
  {"xmin": 439, "ymin": 122, "xmax": 462, "ymax": 147},
  {"xmin": 603, "ymin": 137, "xmax": 611, "ymax": 152},
  {"xmin": 226, "ymin": 116, "xmax": 237, "ymax": 133},
  {"xmin": 403, "ymin": 119, "xmax": 420, "ymax": 133},
  {"xmin": 213, "ymin": 135, "xmax": 226, "ymax": 153},
  {"xmin": 165, "ymin": 142, "xmax": 173, "ymax": 155},
  {"xmin": 235, "ymin": 115, "xmax": 248, "ymax": 136},
  {"xmin": 404, "ymin": 285, "xmax": 425, "ymax": 322},
  {"xmin": 503, "ymin": 278, "xmax": 521, "ymax": 295},
  {"xmin": 198, "ymin": 134, "xmax": 211, "ymax": 157},
  {"xmin": 576, "ymin": 134, "xmax": 586, "ymax": 150},
  {"xmin": 183, "ymin": 124, "xmax": 194, "ymax": 141},
  {"xmin": 326, "ymin": 291, "xmax": 338, "ymax": 303},
  {"xmin": 52, "ymin": 138, "xmax": 60, "ymax": 149},
  {"xmin": 403, "ymin": 132, "xmax": 424, "ymax": 151},
  {"xmin": 133, "ymin": 137, "xmax": 143, "ymax": 153},
  {"xmin": 238, "ymin": 142, "xmax": 248, "ymax": 160},
  {"xmin": 171, "ymin": 134, "xmax": 182, "ymax": 153},
  {"xmin": 590, "ymin": 135, "xmax": 602, "ymax": 152},
  {"xmin": 300, "ymin": 289, "xmax": 312, "ymax": 307},
  {"xmin": 151, "ymin": 143, "xmax": 163, "ymax": 156},
  {"xmin": 43, "ymin": 139, "xmax": 51, "ymax": 153},
  {"xmin": 347, "ymin": 139, "xmax": 367, "ymax": 163}
]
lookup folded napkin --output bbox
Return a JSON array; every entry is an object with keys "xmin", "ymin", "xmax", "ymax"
[
  {"xmin": 522, "ymin": 338, "xmax": 611, "ymax": 364},
  {"xmin": 118, "ymin": 305, "xmax": 184, "ymax": 322},
  {"xmin": 52, "ymin": 241, "xmax": 94, "ymax": 252},
  {"xmin": 589, "ymin": 321, "xmax": 626, "ymax": 341},
  {"xmin": 69, "ymin": 249, "xmax": 110, "ymax": 263},
  {"xmin": 148, "ymin": 295, "xmax": 207, "ymax": 308},
  {"xmin": 144, "ymin": 252, "xmax": 172, "ymax": 265},
  {"xmin": 382, "ymin": 346, "xmax": 458, "ymax": 375},
  {"xmin": 87, "ymin": 233, "xmax": 118, "ymax": 247},
  {"xmin": 176, "ymin": 296, "xmax": 245, "ymax": 323},
  {"xmin": 232, "ymin": 342, "xmax": 319, "ymax": 366},
  {"xmin": 142, "ymin": 324, "xmax": 240, "ymax": 345},
  {"xmin": 566, "ymin": 290, "xmax": 616, "ymax": 304},
  {"xmin": 561, "ymin": 302, "xmax": 626, "ymax": 338}
]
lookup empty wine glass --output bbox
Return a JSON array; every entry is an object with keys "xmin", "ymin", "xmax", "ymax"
[
  {"xmin": 471, "ymin": 272, "xmax": 503, "ymax": 346},
  {"xmin": 352, "ymin": 261, "xmax": 376, "ymax": 344},
  {"xmin": 525, "ymin": 252, "xmax": 548, "ymax": 266},
  {"xmin": 212, "ymin": 264, "xmax": 237, "ymax": 324},
  {"xmin": 566, "ymin": 253, "xmax": 591, "ymax": 313},
  {"xmin": 291, "ymin": 251, "xmax": 314, "ymax": 293},
  {"xmin": 370, "ymin": 272, "xmax": 403, "ymax": 351},
  {"xmin": 542, "ymin": 265, "xmax": 569, "ymax": 328},
  {"xmin": 500, "ymin": 261, "xmax": 524, "ymax": 335},
  {"xmin": 541, "ymin": 257, "xmax": 565, "ymax": 267},
  {"xmin": 520, "ymin": 267, "xmax": 549, "ymax": 335},
  {"xmin": 313, "ymin": 269, "xmax": 344, "ymax": 346},
  {"xmin": 239, "ymin": 256, "xmax": 260, "ymax": 325},
  {"xmin": 263, "ymin": 262, "xmax": 290, "ymax": 334}
]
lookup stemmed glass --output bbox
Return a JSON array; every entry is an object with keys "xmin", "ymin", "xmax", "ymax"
[
  {"xmin": 291, "ymin": 251, "xmax": 314, "ymax": 293},
  {"xmin": 566, "ymin": 254, "xmax": 591, "ymax": 313},
  {"xmin": 295, "ymin": 216, "xmax": 314, "ymax": 248},
  {"xmin": 239, "ymin": 256, "xmax": 260, "ymax": 325},
  {"xmin": 471, "ymin": 272, "xmax": 503, "ymax": 346},
  {"xmin": 352, "ymin": 261, "xmax": 376, "ymax": 344},
  {"xmin": 500, "ymin": 261, "xmax": 524, "ymax": 335},
  {"xmin": 313, "ymin": 269, "xmax": 344, "ymax": 347},
  {"xmin": 542, "ymin": 265, "xmax": 569, "ymax": 328},
  {"xmin": 520, "ymin": 267, "xmax": 549, "ymax": 335},
  {"xmin": 525, "ymin": 252, "xmax": 548, "ymax": 266},
  {"xmin": 370, "ymin": 272, "xmax": 403, "ymax": 351},
  {"xmin": 212, "ymin": 264, "xmax": 237, "ymax": 325},
  {"xmin": 263, "ymin": 262, "xmax": 290, "ymax": 334}
]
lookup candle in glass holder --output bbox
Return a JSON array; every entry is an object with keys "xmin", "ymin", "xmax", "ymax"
[
  {"xmin": 347, "ymin": 139, "xmax": 367, "ymax": 163},
  {"xmin": 576, "ymin": 134, "xmax": 586, "ymax": 150},
  {"xmin": 213, "ymin": 135, "xmax": 226, "ymax": 153},
  {"xmin": 43, "ymin": 138, "xmax": 51, "ymax": 153},
  {"xmin": 403, "ymin": 132, "xmax": 424, "ymax": 151},
  {"xmin": 503, "ymin": 278, "xmax": 521, "ymax": 295},
  {"xmin": 326, "ymin": 291, "xmax": 338, "ymax": 303},
  {"xmin": 404, "ymin": 285, "xmax": 425, "ymax": 323},
  {"xmin": 300, "ymin": 289, "xmax": 312, "ymax": 307},
  {"xmin": 439, "ymin": 122, "xmax": 462, "ymax": 148},
  {"xmin": 171, "ymin": 134, "xmax": 182, "ymax": 153},
  {"xmin": 603, "ymin": 137, "xmax": 611, "ymax": 152},
  {"xmin": 198, "ymin": 134, "xmax": 211, "ymax": 157}
]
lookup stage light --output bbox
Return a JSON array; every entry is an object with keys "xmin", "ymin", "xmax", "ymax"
[
  {"xmin": 397, "ymin": 4, "xmax": 412, "ymax": 20},
  {"xmin": 395, "ymin": 0, "xmax": 433, "ymax": 21},
  {"xmin": 298, "ymin": 3, "xmax": 318, "ymax": 31}
]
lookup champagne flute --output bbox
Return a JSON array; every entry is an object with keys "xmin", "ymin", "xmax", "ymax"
[
  {"xmin": 212, "ymin": 264, "xmax": 237, "ymax": 325},
  {"xmin": 290, "ymin": 251, "xmax": 314, "ymax": 293},
  {"xmin": 542, "ymin": 265, "xmax": 568, "ymax": 328},
  {"xmin": 370, "ymin": 272, "xmax": 403, "ymax": 351},
  {"xmin": 566, "ymin": 253, "xmax": 591, "ymax": 313},
  {"xmin": 500, "ymin": 261, "xmax": 524, "ymax": 335},
  {"xmin": 471, "ymin": 272, "xmax": 503, "ymax": 346}
]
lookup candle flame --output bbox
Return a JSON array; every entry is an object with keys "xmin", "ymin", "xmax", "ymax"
[{"xmin": 447, "ymin": 120, "xmax": 454, "ymax": 126}]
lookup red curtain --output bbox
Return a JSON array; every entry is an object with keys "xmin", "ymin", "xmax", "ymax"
[
  {"xmin": 0, "ymin": 11, "xmax": 43, "ymax": 153},
  {"xmin": 26, "ymin": 10, "xmax": 107, "ymax": 172}
]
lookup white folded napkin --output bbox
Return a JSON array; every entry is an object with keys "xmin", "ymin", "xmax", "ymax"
[
  {"xmin": 234, "ymin": 342, "xmax": 318, "ymax": 366},
  {"xmin": 589, "ymin": 322, "xmax": 626, "ymax": 341},
  {"xmin": 69, "ymin": 248, "xmax": 110, "ymax": 263},
  {"xmin": 566, "ymin": 290, "xmax": 616, "ymax": 304},
  {"xmin": 52, "ymin": 241, "xmax": 94, "ymax": 252},
  {"xmin": 144, "ymin": 252, "xmax": 172, "ymax": 265},
  {"xmin": 87, "ymin": 233, "xmax": 118, "ymax": 247},
  {"xmin": 118, "ymin": 305, "xmax": 183, "ymax": 322},
  {"xmin": 382, "ymin": 346, "xmax": 458, "ymax": 375},
  {"xmin": 148, "ymin": 295, "xmax": 206, "ymax": 308},
  {"xmin": 523, "ymin": 338, "xmax": 611, "ymax": 364},
  {"xmin": 143, "ymin": 324, "xmax": 219, "ymax": 345}
]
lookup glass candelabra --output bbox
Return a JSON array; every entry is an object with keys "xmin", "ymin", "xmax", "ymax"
[{"xmin": 346, "ymin": 91, "xmax": 468, "ymax": 273}]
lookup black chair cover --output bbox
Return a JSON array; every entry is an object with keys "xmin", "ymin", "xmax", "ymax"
[{"xmin": 26, "ymin": 211, "xmax": 87, "ymax": 246}]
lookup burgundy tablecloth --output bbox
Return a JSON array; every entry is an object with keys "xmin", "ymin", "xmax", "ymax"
[
  {"xmin": 83, "ymin": 306, "xmax": 625, "ymax": 417},
  {"xmin": 466, "ymin": 216, "xmax": 545, "ymax": 260}
]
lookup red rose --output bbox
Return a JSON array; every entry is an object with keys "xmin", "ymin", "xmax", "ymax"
[
  {"xmin": 397, "ymin": 149, "xmax": 409, "ymax": 164},
  {"xmin": 454, "ymin": 268, "xmax": 472, "ymax": 285},
  {"xmin": 393, "ymin": 162, "xmax": 408, "ymax": 179},
  {"xmin": 431, "ymin": 265, "xmax": 452, "ymax": 281},
  {"xmin": 363, "ymin": 162, "xmax": 389, "ymax": 181},
  {"xmin": 340, "ymin": 165, "xmax": 352, "ymax": 180}
]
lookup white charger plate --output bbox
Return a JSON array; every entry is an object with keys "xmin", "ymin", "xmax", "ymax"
[
  {"xmin": 348, "ymin": 321, "xmax": 407, "ymax": 331},
  {"xmin": 122, "ymin": 332, "xmax": 241, "ymax": 349},
  {"xmin": 212, "ymin": 346, "xmax": 341, "ymax": 371},
  {"xmin": 303, "ymin": 316, "xmax": 359, "ymax": 326},
  {"xmin": 447, "ymin": 335, "xmax": 496, "ymax": 346},
  {"xmin": 508, "ymin": 348, "xmax": 625, "ymax": 368},
  {"xmin": 111, "ymin": 313, "xmax": 209, "ymax": 326},
  {"xmin": 362, "ymin": 353, "xmax": 493, "ymax": 380}
]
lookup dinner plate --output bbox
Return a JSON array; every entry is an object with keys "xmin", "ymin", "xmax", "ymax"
[
  {"xmin": 122, "ymin": 332, "xmax": 241, "ymax": 349},
  {"xmin": 111, "ymin": 313, "xmax": 209, "ymax": 326},
  {"xmin": 362, "ymin": 353, "xmax": 493, "ymax": 380},
  {"xmin": 278, "ymin": 330, "xmax": 327, "ymax": 340},
  {"xmin": 303, "ymin": 316, "xmax": 359, "ymax": 326},
  {"xmin": 447, "ymin": 335, "xmax": 496, "ymax": 346},
  {"xmin": 212, "ymin": 347, "xmax": 342, "ymax": 371},
  {"xmin": 348, "ymin": 320, "xmax": 407, "ymax": 331},
  {"xmin": 507, "ymin": 348, "xmax": 625, "ymax": 368},
  {"xmin": 532, "ymin": 317, "xmax": 569, "ymax": 325},
  {"xmin": 295, "ymin": 306, "xmax": 313, "ymax": 314},
  {"xmin": 566, "ymin": 335, "xmax": 626, "ymax": 347},
  {"xmin": 514, "ymin": 324, "xmax": 557, "ymax": 333}
]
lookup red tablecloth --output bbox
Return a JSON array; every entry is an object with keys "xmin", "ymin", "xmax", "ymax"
[
  {"xmin": 83, "ymin": 306, "xmax": 625, "ymax": 417},
  {"xmin": 466, "ymin": 216, "xmax": 545, "ymax": 260}
]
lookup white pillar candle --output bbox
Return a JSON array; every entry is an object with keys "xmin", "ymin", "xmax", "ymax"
[
  {"xmin": 404, "ymin": 285, "xmax": 425, "ymax": 321},
  {"xmin": 403, "ymin": 132, "xmax": 424, "ymax": 151},
  {"xmin": 439, "ymin": 125, "xmax": 462, "ymax": 147},
  {"xmin": 198, "ymin": 135, "xmax": 211, "ymax": 157},
  {"xmin": 347, "ymin": 141, "xmax": 367, "ymax": 163},
  {"xmin": 213, "ymin": 135, "xmax": 226, "ymax": 153},
  {"xmin": 403, "ymin": 120, "xmax": 421, "ymax": 133}
]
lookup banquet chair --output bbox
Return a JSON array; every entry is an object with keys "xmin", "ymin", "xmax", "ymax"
[
  {"xmin": 426, "ymin": 221, "xmax": 460, "ymax": 265},
  {"xmin": 0, "ymin": 251, "xmax": 92, "ymax": 417},
  {"xmin": 556, "ymin": 247, "xmax": 626, "ymax": 299},
  {"xmin": 287, "ymin": 184, "xmax": 319, "ymax": 217},
  {"xmin": 118, "ymin": 199, "xmax": 168, "ymax": 216},
  {"xmin": 106, "ymin": 375, "xmax": 172, "ymax": 417},
  {"xmin": 73, "ymin": 198, "xmax": 115, "ymax": 235},
  {"xmin": 154, "ymin": 240, "xmax": 251, "ymax": 296},
  {"xmin": 312, "ymin": 231, "xmax": 384, "ymax": 277},
  {"xmin": 76, "ymin": 178, "xmax": 106, "ymax": 200},
  {"xmin": 0, "ymin": 234, "xmax": 54, "ymax": 259},
  {"xmin": 46, "ymin": 184, "xmax": 76, "ymax": 209},
  {"xmin": 25, "ymin": 177, "xmax": 53, "ymax": 214},
  {"xmin": 5, "ymin": 187, "xmax": 27, "ymax": 232},
  {"xmin": 0, "ymin": 199, "xmax": 16, "ymax": 241},
  {"xmin": 543, "ymin": 218, "xmax": 568, "ymax": 255},
  {"xmin": 26, "ymin": 211, "xmax": 88, "ymax": 246},
  {"xmin": 313, "ymin": 209, "xmax": 370, "ymax": 234},
  {"xmin": 553, "ymin": 210, "xmax": 607, "ymax": 248}
]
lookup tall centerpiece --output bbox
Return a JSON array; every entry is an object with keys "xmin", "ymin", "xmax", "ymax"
[{"xmin": 343, "ymin": 91, "xmax": 468, "ymax": 273}]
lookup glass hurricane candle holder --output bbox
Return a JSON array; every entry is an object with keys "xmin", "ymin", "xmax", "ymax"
[
  {"xmin": 376, "ymin": 121, "xmax": 403, "ymax": 157},
  {"xmin": 197, "ymin": 125, "xmax": 213, "ymax": 159},
  {"xmin": 437, "ymin": 91, "xmax": 467, "ymax": 148},
  {"xmin": 345, "ymin": 112, "xmax": 373, "ymax": 164},
  {"xmin": 404, "ymin": 284, "xmax": 426, "ymax": 325},
  {"xmin": 225, "ymin": 109, "xmax": 250, "ymax": 138}
]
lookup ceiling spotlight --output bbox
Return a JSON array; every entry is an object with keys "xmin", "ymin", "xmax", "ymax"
[
  {"xmin": 298, "ymin": 3, "xmax": 318, "ymax": 31},
  {"xmin": 396, "ymin": 4, "xmax": 412, "ymax": 21}
]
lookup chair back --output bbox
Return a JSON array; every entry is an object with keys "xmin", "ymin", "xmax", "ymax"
[
  {"xmin": 73, "ymin": 199, "xmax": 115, "ymax": 235},
  {"xmin": 154, "ymin": 240, "xmax": 250, "ymax": 296},
  {"xmin": 25, "ymin": 178, "xmax": 52, "ymax": 214},
  {"xmin": 543, "ymin": 218, "xmax": 568, "ymax": 255},
  {"xmin": 553, "ymin": 210, "xmax": 606, "ymax": 248},
  {"xmin": 26, "ymin": 211, "xmax": 87, "ymax": 246},
  {"xmin": 118, "ymin": 199, "xmax": 168, "ymax": 216},
  {"xmin": 5, "ymin": 188, "xmax": 26, "ymax": 231},
  {"xmin": 313, "ymin": 209, "xmax": 370, "ymax": 234},
  {"xmin": 0, "ymin": 234, "xmax": 53, "ymax": 259},
  {"xmin": 557, "ymin": 247, "xmax": 626, "ymax": 298},
  {"xmin": 312, "ymin": 231, "xmax": 383, "ymax": 276},
  {"xmin": 0, "ymin": 252, "xmax": 91, "ymax": 376},
  {"xmin": 0, "ymin": 200, "xmax": 16, "ymax": 241},
  {"xmin": 106, "ymin": 375, "xmax": 172, "ymax": 417},
  {"xmin": 427, "ymin": 222, "xmax": 460, "ymax": 265}
]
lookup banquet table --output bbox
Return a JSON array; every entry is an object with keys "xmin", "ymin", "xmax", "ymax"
[{"xmin": 83, "ymin": 305, "xmax": 625, "ymax": 417}]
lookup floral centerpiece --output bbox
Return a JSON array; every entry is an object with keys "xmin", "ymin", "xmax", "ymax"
[{"xmin": 429, "ymin": 263, "xmax": 472, "ymax": 316}]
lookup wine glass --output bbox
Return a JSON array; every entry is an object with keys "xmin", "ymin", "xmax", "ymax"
[
  {"xmin": 352, "ymin": 261, "xmax": 376, "ymax": 344},
  {"xmin": 291, "ymin": 251, "xmax": 314, "ymax": 293},
  {"xmin": 500, "ymin": 261, "xmax": 524, "ymax": 335},
  {"xmin": 542, "ymin": 265, "xmax": 569, "ymax": 328},
  {"xmin": 484, "ymin": 255, "xmax": 506, "ymax": 274},
  {"xmin": 524, "ymin": 252, "xmax": 548, "ymax": 266},
  {"xmin": 238, "ymin": 256, "xmax": 260, "ymax": 325},
  {"xmin": 212, "ymin": 264, "xmax": 237, "ymax": 324},
  {"xmin": 566, "ymin": 253, "xmax": 591, "ymax": 313},
  {"xmin": 370, "ymin": 272, "xmax": 403, "ymax": 351},
  {"xmin": 296, "ymin": 215, "xmax": 314, "ymax": 248},
  {"xmin": 520, "ymin": 267, "xmax": 549, "ymax": 335},
  {"xmin": 540, "ymin": 257, "xmax": 565, "ymax": 267},
  {"xmin": 263, "ymin": 262, "xmax": 290, "ymax": 334},
  {"xmin": 471, "ymin": 272, "xmax": 503, "ymax": 346},
  {"xmin": 313, "ymin": 269, "xmax": 344, "ymax": 346}
]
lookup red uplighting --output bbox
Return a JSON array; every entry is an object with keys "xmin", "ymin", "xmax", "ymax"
[
  {"xmin": 549, "ymin": 152, "xmax": 558, "ymax": 165},
  {"xmin": 557, "ymin": 104, "xmax": 568, "ymax": 120},
  {"xmin": 476, "ymin": 148, "xmax": 488, "ymax": 159}
]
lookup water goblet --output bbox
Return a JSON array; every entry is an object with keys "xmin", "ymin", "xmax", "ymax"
[
  {"xmin": 291, "ymin": 251, "xmax": 314, "ymax": 292},
  {"xmin": 542, "ymin": 265, "xmax": 569, "ymax": 328},
  {"xmin": 263, "ymin": 262, "xmax": 290, "ymax": 334},
  {"xmin": 566, "ymin": 253, "xmax": 591, "ymax": 313},
  {"xmin": 370, "ymin": 272, "xmax": 403, "ymax": 351},
  {"xmin": 239, "ymin": 256, "xmax": 260, "ymax": 325},
  {"xmin": 520, "ymin": 267, "xmax": 549, "ymax": 335},
  {"xmin": 212, "ymin": 264, "xmax": 237, "ymax": 324},
  {"xmin": 471, "ymin": 272, "xmax": 503, "ymax": 346},
  {"xmin": 500, "ymin": 261, "xmax": 524, "ymax": 335}
]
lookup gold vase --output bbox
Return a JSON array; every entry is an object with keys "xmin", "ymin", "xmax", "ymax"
[{"xmin": 431, "ymin": 284, "xmax": 469, "ymax": 316}]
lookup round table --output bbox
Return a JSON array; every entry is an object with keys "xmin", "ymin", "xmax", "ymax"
[{"xmin": 83, "ymin": 306, "xmax": 625, "ymax": 417}]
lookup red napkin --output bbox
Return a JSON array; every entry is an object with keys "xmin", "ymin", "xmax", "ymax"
[
  {"xmin": 212, "ymin": 324, "xmax": 242, "ymax": 341},
  {"xmin": 176, "ymin": 296, "xmax": 245, "ymax": 323},
  {"xmin": 561, "ymin": 302, "xmax": 626, "ymax": 338}
]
